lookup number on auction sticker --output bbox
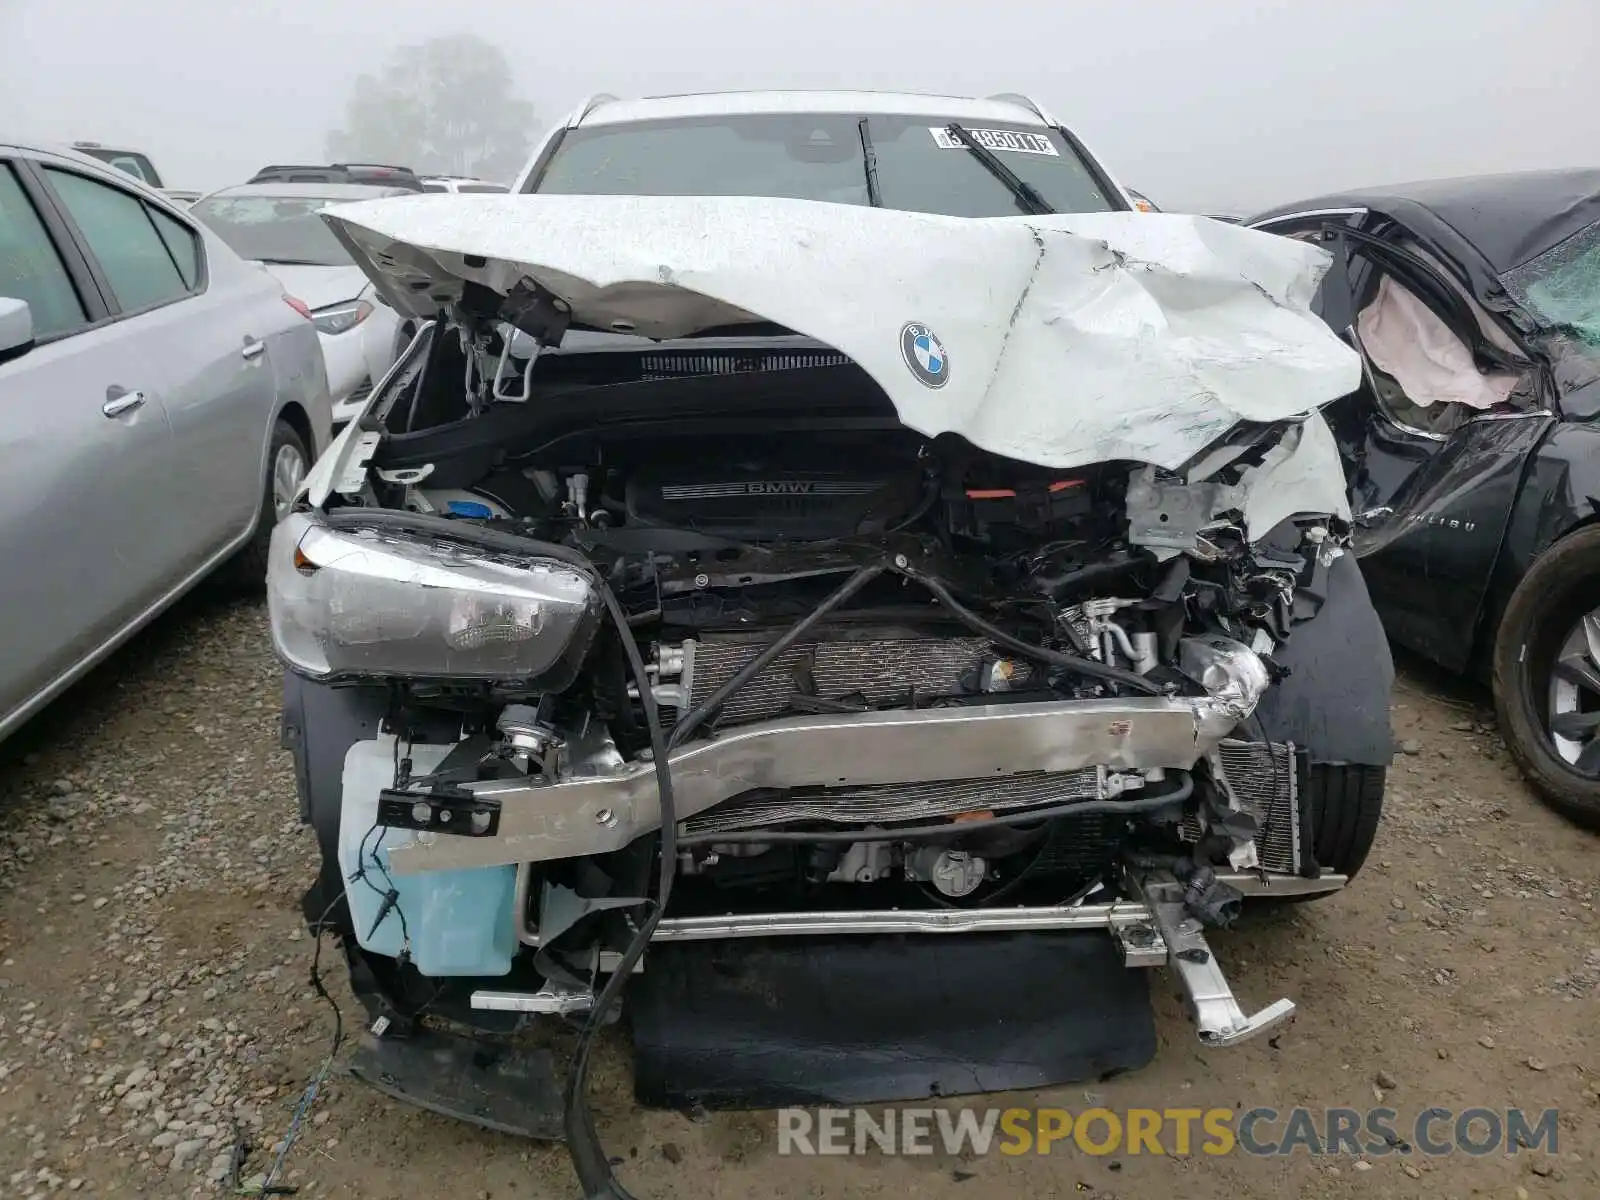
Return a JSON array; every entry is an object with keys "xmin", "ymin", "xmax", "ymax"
[{"xmin": 929, "ymin": 127, "xmax": 1060, "ymax": 156}]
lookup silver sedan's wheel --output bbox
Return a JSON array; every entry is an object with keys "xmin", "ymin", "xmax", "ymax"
[
  {"xmin": 272, "ymin": 442, "xmax": 306, "ymax": 523},
  {"xmin": 1547, "ymin": 610, "xmax": 1600, "ymax": 772},
  {"xmin": 224, "ymin": 418, "xmax": 308, "ymax": 590}
]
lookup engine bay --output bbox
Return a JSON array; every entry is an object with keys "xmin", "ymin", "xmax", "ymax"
[{"xmin": 292, "ymin": 325, "xmax": 1347, "ymax": 932}]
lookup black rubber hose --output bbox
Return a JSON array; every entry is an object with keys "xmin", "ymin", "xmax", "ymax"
[
  {"xmin": 666, "ymin": 566, "xmax": 885, "ymax": 750},
  {"xmin": 894, "ymin": 566, "xmax": 1167, "ymax": 696},
  {"xmin": 678, "ymin": 772, "xmax": 1194, "ymax": 845},
  {"xmin": 560, "ymin": 579, "xmax": 673, "ymax": 1200}
]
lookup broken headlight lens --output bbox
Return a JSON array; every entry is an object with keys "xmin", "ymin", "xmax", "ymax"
[
  {"xmin": 266, "ymin": 513, "xmax": 600, "ymax": 685},
  {"xmin": 1181, "ymin": 635, "xmax": 1272, "ymax": 733}
]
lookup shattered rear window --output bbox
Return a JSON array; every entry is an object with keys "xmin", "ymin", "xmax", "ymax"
[{"xmin": 1501, "ymin": 219, "xmax": 1600, "ymax": 348}]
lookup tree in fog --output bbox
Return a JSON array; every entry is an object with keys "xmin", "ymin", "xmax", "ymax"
[{"xmin": 326, "ymin": 34, "xmax": 536, "ymax": 182}]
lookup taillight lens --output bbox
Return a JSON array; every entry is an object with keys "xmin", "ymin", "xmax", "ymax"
[{"xmin": 284, "ymin": 295, "xmax": 313, "ymax": 320}]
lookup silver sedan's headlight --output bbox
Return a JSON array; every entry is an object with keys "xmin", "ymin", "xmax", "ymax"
[{"xmin": 267, "ymin": 512, "xmax": 601, "ymax": 686}]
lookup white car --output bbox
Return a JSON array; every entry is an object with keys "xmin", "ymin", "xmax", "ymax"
[
  {"xmin": 190, "ymin": 182, "xmax": 413, "ymax": 427},
  {"xmin": 419, "ymin": 175, "xmax": 509, "ymax": 193}
]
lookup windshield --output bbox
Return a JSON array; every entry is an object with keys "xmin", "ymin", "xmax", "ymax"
[
  {"xmin": 190, "ymin": 194, "xmax": 355, "ymax": 266},
  {"xmin": 1501, "ymin": 219, "xmax": 1600, "ymax": 350},
  {"xmin": 79, "ymin": 147, "xmax": 161, "ymax": 187},
  {"xmin": 529, "ymin": 114, "xmax": 1118, "ymax": 217}
]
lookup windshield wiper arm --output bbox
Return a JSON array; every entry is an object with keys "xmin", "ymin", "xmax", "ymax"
[
  {"xmin": 944, "ymin": 123, "xmax": 1053, "ymax": 216},
  {"xmin": 857, "ymin": 117, "xmax": 882, "ymax": 207}
]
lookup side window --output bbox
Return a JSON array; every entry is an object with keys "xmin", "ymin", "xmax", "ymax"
[
  {"xmin": 148, "ymin": 207, "xmax": 202, "ymax": 289},
  {"xmin": 0, "ymin": 163, "xmax": 88, "ymax": 339},
  {"xmin": 43, "ymin": 168, "xmax": 192, "ymax": 312}
]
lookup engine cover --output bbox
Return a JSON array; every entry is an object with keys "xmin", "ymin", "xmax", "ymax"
[{"xmin": 625, "ymin": 456, "xmax": 923, "ymax": 539}]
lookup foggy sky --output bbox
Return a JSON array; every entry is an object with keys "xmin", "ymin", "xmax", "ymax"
[{"xmin": 2, "ymin": 0, "xmax": 1594, "ymax": 213}]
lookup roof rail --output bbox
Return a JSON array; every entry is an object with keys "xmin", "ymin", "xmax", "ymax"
[
  {"xmin": 574, "ymin": 93, "xmax": 620, "ymax": 123},
  {"xmin": 985, "ymin": 93, "xmax": 1057, "ymax": 124},
  {"xmin": 331, "ymin": 162, "xmax": 417, "ymax": 174}
]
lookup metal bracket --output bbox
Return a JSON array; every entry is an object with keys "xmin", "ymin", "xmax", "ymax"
[
  {"xmin": 472, "ymin": 983, "xmax": 594, "ymax": 1016},
  {"xmin": 376, "ymin": 789, "xmax": 501, "ymax": 838},
  {"xmin": 1151, "ymin": 899, "xmax": 1295, "ymax": 1046}
]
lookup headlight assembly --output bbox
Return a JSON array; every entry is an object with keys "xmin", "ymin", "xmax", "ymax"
[
  {"xmin": 312, "ymin": 298, "xmax": 373, "ymax": 336},
  {"xmin": 267, "ymin": 513, "xmax": 601, "ymax": 687}
]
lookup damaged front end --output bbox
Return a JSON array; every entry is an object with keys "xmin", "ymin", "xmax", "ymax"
[{"xmin": 270, "ymin": 196, "xmax": 1391, "ymax": 1136}]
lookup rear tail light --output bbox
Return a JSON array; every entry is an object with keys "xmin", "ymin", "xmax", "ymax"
[{"xmin": 284, "ymin": 295, "xmax": 313, "ymax": 320}]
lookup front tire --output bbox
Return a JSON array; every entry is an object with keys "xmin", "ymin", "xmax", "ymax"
[
  {"xmin": 223, "ymin": 417, "xmax": 307, "ymax": 591},
  {"xmin": 1492, "ymin": 524, "xmax": 1600, "ymax": 830},
  {"xmin": 1305, "ymin": 762, "xmax": 1386, "ymax": 877}
]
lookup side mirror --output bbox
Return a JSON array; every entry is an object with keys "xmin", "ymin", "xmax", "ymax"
[{"xmin": 0, "ymin": 298, "xmax": 35, "ymax": 363}]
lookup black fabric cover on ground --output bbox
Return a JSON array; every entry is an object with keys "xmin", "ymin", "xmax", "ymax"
[
  {"xmin": 348, "ymin": 1028, "xmax": 565, "ymax": 1139},
  {"xmin": 629, "ymin": 932, "xmax": 1156, "ymax": 1110}
]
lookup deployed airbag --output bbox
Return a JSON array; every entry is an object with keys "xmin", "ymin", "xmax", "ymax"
[{"xmin": 1356, "ymin": 274, "xmax": 1519, "ymax": 410}]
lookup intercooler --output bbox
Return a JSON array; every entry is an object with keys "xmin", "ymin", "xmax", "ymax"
[
  {"xmin": 1186, "ymin": 738, "xmax": 1302, "ymax": 875},
  {"xmin": 683, "ymin": 768, "xmax": 1105, "ymax": 837},
  {"xmin": 675, "ymin": 633, "xmax": 1033, "ymax": 729}
]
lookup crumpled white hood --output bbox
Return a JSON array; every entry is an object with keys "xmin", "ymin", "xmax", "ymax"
[{"xmin": 321, "ymin": 194, "xmax": 1360, "ymax": 470}]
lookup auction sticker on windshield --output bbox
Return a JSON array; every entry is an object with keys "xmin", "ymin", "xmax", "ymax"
[{"xmin": 930, "ymin": 127, "xmax": 1059, "ymax": 156}]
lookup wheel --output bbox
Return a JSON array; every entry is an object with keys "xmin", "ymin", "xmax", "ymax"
[
  {"xmin": 1492, "ymin": 524, "xmax": 1600, "ymax": 829},
  {"xmin": 223, "ymin": 417, "xmax": 307, "ymax": 590}
]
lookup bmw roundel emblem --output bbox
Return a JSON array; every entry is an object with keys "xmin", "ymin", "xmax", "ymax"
[{"xmin": 900, "ymin": 323, "xmax": 949, "ymax": 389}]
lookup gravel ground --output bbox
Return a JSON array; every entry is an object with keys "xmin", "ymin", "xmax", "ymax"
[{"xmin": 0, "ymin": 593, "xmax": 1596, "ymax": 1199}]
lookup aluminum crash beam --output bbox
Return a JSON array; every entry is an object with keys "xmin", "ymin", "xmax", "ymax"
[{"xmin": 388, "ymin": 696, "xmax": 1233, "ymax": 875}]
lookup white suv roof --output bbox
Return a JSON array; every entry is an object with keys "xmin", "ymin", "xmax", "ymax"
[{"xmin": 577, "ymin": 90, "xmax": 1056, "ymax": 129}]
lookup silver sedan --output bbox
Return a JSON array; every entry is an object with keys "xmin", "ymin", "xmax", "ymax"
[{"xmin": 0, "ymin": 140, "xmax": 332, "ymax": 743}]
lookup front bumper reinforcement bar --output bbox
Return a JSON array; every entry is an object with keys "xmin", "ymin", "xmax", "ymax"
[{"xmin": 386, "ymin": 695, "xmax": 1241, "ymax": 875}]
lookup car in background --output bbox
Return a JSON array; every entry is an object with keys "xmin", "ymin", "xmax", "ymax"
[
  {"xmin": 0, "ymin": 140, "xmax": 332, "ymax": 744},
  {"xmin": 191, "ymin": 182, "xmax": 413, "ymax": 427},
  {"xmin": 1250, "ymin": 169, "xmax": 1600, "ymax": 828},
  {"xmin": 71, "ymin": 141, "xmax": 164, "ymax": 188},
  {"xmin": 161, "ymin": 189, "xmax": 201, "ymax": 207},
  {"xmin": 247, "ymin": 162, "xmax": 426, "ymax": 191},
  {"xmin": 420, "ymin": 175, "xmax": 509, "ymax": 193}
]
